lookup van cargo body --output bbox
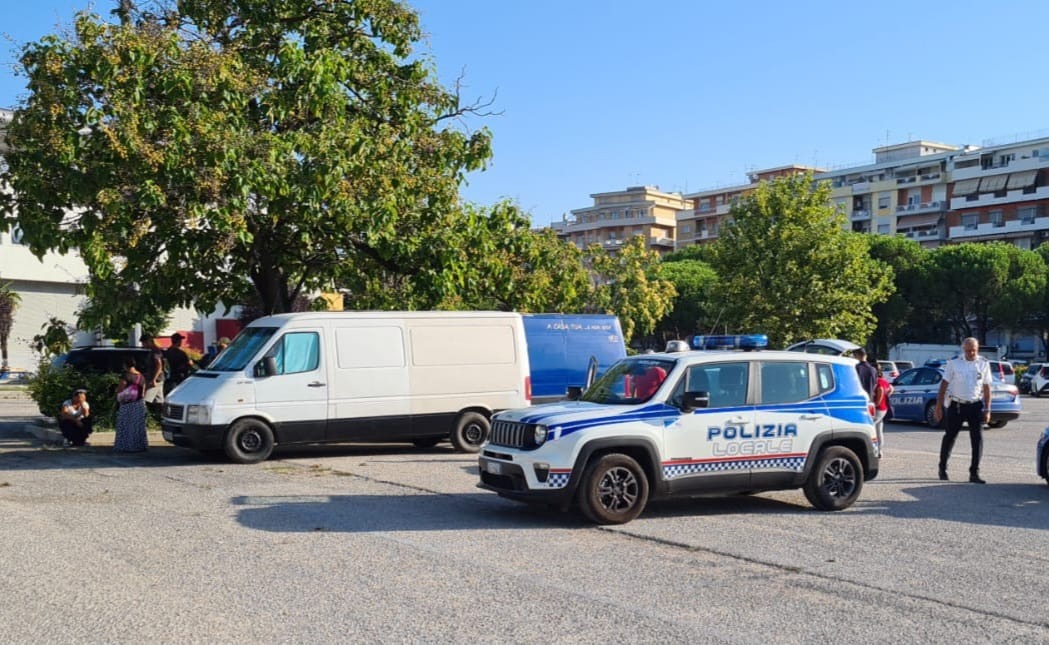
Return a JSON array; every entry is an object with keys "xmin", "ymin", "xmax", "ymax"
[
  {"xmin": 160, "ymin": 311, "xmax": 531, "ymax": 463},
  {"xmin": 522, "ymin": 314, "xmax": 626, "ymax": 404}
]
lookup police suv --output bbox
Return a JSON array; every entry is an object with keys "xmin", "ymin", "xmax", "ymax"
[{"xmin": 478, "ymin": 335, "xmax": 880, "ymax": 525}]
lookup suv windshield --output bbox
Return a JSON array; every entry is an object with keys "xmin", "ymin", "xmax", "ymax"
[
  {"xmin": 206, "ymin": 327, "xmax": 278, "ymax": 371},
  {"xmin": 581, "ymin": 358, "xmax": 675, "ymax": 405}
]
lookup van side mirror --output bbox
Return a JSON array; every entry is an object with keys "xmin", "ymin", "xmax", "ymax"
[
  {"xmin": 681, "ymin": 390, "xmax": 710, "ymax": 412},
  {"xmin": 255, "ymin": 357, "xmax": 279, "ymax": 377},
  {"xmin": 565, "ymin": 386, "xmax": 583, "ymax": 401}
]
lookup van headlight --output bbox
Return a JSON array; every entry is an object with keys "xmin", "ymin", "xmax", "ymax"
[
  {"xmin": 186, "ymin": 405, "xmax": 211, "ymax": 425},
  {"xmin": 533, "ymin": 424, "xmax": 548, "ymax": 447}
]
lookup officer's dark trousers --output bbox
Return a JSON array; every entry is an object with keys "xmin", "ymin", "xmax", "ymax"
[{"xmin": 939, "ymin": 401, "xmax": 983, "ymax": 475}]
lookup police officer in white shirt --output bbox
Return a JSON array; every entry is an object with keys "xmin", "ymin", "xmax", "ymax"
[{"xmin": 933, "ymin": 337, "xmax": 991, "ymax": 483}]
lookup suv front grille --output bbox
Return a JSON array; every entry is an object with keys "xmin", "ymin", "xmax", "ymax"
[{"xmin": 489, "ymin": 420, "xmax": 536, "ymax": 449}]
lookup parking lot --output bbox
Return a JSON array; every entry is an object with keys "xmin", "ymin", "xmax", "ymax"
[{"xmin": 1, "ymin": 390, "xmax": 1047, "ymax": 643}]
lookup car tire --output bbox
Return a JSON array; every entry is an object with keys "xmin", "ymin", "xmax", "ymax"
[
  {"xmin": 924, "ymin": 401, "xmax": 943, "ymax": 428},
  {"xmin": 224, "ymin": 418, "xmax": 275, "ymax": 464},
  {"xmin": 450, "ymin": 412, "xmax": 490, "ymax": 453},
  {"xmin": 576, "ymin": 453, "xmax": 649, "ymax": 525},
  {"xmin": 412, "ymin": 436, "xmax": 442, "ymax": 449},
  {"xmin": 803, "ymin": 446, "xmax": 863, "ymax": 511},
  {"xmin": 1044, "ymin": 448, "xmax": 1049, "ymax": 486}
]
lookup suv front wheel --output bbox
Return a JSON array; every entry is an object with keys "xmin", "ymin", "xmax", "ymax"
[
  {"xmin": 803, "ymin": 446, "xmax": 863, "ymax": 511},
  {"xmin": 577, "ymin": 453, "xmax": 649, "ymax": 525}
]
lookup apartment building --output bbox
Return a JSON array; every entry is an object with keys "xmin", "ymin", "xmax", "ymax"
[
  {"xmin": 677, "ymin": 165, "xmax": 821, "ymax": 246},
  {"xmin": 553, "ymin": 185, "xmax": 687, "ymax": 254}
]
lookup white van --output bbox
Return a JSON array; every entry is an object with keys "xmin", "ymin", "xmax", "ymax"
[{"xmin": 160, "ymin": 311, "xmax": 531, "ymax": 463}]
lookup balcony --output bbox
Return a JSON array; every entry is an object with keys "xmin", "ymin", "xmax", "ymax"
[
  {"xmin": 850, "ymin": 209, "xmax": 871, "ymax": 221},
  {"xmin": 895, "ymin": 200, "xmax": 946, "ymax": 214},
  {"xmin": 951, "ymin": 154, "xmax": 1049, "ymax": 181},
  {"xmin": 948, "ymin": 215, "xmax": 1049, "ymax": 240},
  {"xmin": 949, "ymin": 184, "xmax": 1049, "ymax": 210},
  {"xmin": 904, "ymin": 228, "xmax": 942, "ymax": 240},
  {"xmin": 649, "ymin": 237, "xmax": 675, "ymax": 248}
]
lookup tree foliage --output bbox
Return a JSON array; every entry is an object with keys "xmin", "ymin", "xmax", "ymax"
[
  {"xmin": 655, "ymin": 258, "xmax": 719, "ymax": 341},
  {"xmin": 0, "ymin": 281, "xmax": 22, "ymax": 370},
  {"xmin": 925, "ymin": 242, "xmax": 1045, "ymax": 343},
  {"xmin": 587, "ymin": 236, "xmax": 676, "ymax": 344},
  {"xmin": 866, "ymin": 235, "xmax": 927, "ymax": 358},
  {"xmin": 0, "ymin": 0, "xmax": 492, "ymax": 321},
  {"xmin": 342, "ymin": 200, "xmax": 592, "ymax": 313},
  {"xmin": 707, "ymin": 173, "xmax": 893, "ymax": 348}
]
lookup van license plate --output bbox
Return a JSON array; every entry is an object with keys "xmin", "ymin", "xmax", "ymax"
[
  {"xmin": 162, "ymin": 430, "xmax": 173, "ymax": 442},
  {"xmin": 486, "ymin": 461, "xmax": 503, "ymax": 475}
]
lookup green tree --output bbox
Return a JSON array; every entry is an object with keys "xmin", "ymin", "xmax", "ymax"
[
  {"xmin": 1029, "ymin": 245, "xmax": 1049, "ymax": 356},
  {"xmin": 0, "ymin": 0, "xmax": 492, "ymax": 324},
  {"xmin": 0, "ymin": 281, "xmax": 22, "ymax": 371},
  {"xmin": 866, "ymin": 235, "xmax": 927, "ymax": 358},
  {"xmin": 926, "ymin": 242, "xmax": 1045, "ymax": 343},
  {"xmin": 342, "ymin": 200, "xmax": 592, "ymax": 313},
  {"xmin": 707, "ymin": 173, "xmax": 893, "ymax": 348},
  {"xmin": 32, "ymin": 317, "xmax": 73, "ymax": 359},
  {"xmin": 655, "ymin": 257, "xmax": 719, "ymax": 341},
  {"xmin": 586, "ymin": 236, "xmax": 676, "ymax": 345}
]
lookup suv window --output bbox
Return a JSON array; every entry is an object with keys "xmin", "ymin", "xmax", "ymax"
[
  {"xmin": 760, "ymin": 361, "xmax": 810, "ymax": 404},
  {"xmin": 669, "ymin": 361, "xmax": 749, "ymax": 409}
]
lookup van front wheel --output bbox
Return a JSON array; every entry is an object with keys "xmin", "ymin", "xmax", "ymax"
[
  {"xmin": 450, "ymin": 412, "xmax": 490, "ymax": 453},
  {"xmin": 225, "ymin": 419, "xmax": 275, "ymax": 464}
]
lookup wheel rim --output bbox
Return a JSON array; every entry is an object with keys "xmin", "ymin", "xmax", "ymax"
[
  {"xmin": 463, "ymin": 421, "xmax": 486, "ymax": 445},
  {"xmin": 820, "ymin": 457, "xmax": 857, "ymax": 499},
  {"xmin": 925, "ymin": 405, "xmax": 936, "ymax": 426},
  {"xmin": 239, "ymin": 429, "xmax": 263, "ymax": 452},
  {"xmin": 596, "ymin": 466, "xmax": 640, "ymax": 513}
]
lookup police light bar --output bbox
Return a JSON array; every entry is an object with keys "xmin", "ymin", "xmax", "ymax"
[{"xmin": 691, "ymin": 334, "xmax": 769, "ymax": 351}]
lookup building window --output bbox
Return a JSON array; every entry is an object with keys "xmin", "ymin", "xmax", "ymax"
[
  {"xmin": 1019, "ymin": 206, "xmax": 1038, "ymax": 224},
  {"xmin": 681, "ymin": 224, "xmax": 692, "ymax": 234},
  {"xmin": 877, "ymin": 224, "xmax": 890, "ymax": 234},
  {"xmin": 990, "ymin": 210, "xmax": 1004, "ymax": 227},
  {"xmin": 9, "ymin": 226, "xmax": 25, "ymax": 245},
  {"xmin": 962, "ymin": 214, "xmax": 979, "ymax": 230},
  {"xmin": 877, "ymin": 195, "xmax": 890, "ymax": 209}
]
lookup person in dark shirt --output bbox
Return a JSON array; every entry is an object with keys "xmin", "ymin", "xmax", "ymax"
[
  {"xmin": 853, "ymin": 348, "xmax": 877, "ymax": 400},
  {"xmin": 164, "ymin": 332, "xmax": 195, "ymax": 393}
]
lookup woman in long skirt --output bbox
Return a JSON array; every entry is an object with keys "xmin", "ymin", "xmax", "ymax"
[{"xmin": 114, "ymin": 357, "xmax": 148, "ymax": 453}]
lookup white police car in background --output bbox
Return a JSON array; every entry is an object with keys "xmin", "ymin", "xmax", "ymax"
[{"xmin": 478, "ymin": 335, "xmax": 880, "ymax": 524}]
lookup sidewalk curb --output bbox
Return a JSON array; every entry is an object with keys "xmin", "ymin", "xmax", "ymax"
[{"xmin": 24, "ymin": 421, "xmax": 166, "ymax": 447}]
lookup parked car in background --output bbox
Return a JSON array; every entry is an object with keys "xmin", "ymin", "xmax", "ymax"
[
  {"xmin": 785, "ymin": 338, "xmax": 861, "ymax": 356},
  {"xmin": 52, "ymin": 346, "xmax": 152, "ymax": 375},
  {"xmin": 988, "ymin": 360, "xmax": 1015, "ymax": 385},
  {"xmin": 893, "ymin": 360, "xmax": 915, "ymax": 371},
  {"xmin": 1028, "ymin": 364, "xmax": 1049, "ymax": 397},
  {"xmin": 888, "ymin": 366, "xmax": 1021, "ymax": 428},
  {"xmin": 877, "ymin": 360, "xmax": 901, "ymax": 380},
  {"xmin": 1019, "ymin": 363, "xmax": 1046, "ymax": 394}
]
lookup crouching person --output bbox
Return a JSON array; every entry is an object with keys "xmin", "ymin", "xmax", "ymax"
[{"xmin": 59, "ymin": 388, "xmax": 94, "ymax": 447}]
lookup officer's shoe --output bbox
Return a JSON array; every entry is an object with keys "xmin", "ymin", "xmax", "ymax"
[
  {"xmin": 938, "ymin": 469, "xmax": 948, "ymax": 481},
  {"xmin": 968, "ymin": 474, "xmax": 986, "ymax": 484}
]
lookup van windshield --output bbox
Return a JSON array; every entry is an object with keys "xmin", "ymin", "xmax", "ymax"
[{"xmin": 206, "ymin": 327, "xmax": 278, "ymax": 371}]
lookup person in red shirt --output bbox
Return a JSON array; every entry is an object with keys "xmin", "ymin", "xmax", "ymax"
[
  {"xmin": 873, "ymin": 367, "xmax": 893, "ymax": 458},
  {"xmin": 632, "ymin": 366, "xmax": 667, "ymax": 400}
]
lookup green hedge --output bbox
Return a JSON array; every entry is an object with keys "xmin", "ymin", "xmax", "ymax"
[{"xmin": 26, "ymin": 361, "xmax": 122, "ymax": 429}]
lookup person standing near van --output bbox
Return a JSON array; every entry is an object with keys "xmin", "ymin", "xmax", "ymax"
[
  {"xmin": 114, "ymin": 357, "xmax": 148, "ymax": 453},
  {"xmin": 933, "ymin": 337, "xmax": 992, "ymax": 483},
  {"xmin": 165, "ymin": 332, "xmax": 194, "ymax": 393},
  {"xmin": 140, "ymin": 333, "xmax": 165, "ymax": 408}
]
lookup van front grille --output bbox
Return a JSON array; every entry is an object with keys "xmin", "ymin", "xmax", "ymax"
[
  {"xmin": 489, "ymin": 420, "xmax": 536, "ymax": 449},
  {"xmin": 163, "ymin": 403, "xmax": 185, "ymax": 422}
]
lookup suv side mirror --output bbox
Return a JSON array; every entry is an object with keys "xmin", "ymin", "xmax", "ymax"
[
  {"xmin": 681, "ymin": 390, "xmax": 710, "ymax": 412},
  {"xmin": 565, "ymin": 386, "xmax": 583, "ymax": 401}
]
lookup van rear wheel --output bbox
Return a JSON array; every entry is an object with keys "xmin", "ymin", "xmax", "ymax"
[
  {"xmin": 224, "ymin": 419, "xmax": 275, "ymax": 464},
  {"xmin": 450, "ymin": 412, "xmax": 489, "ymax": 453}
]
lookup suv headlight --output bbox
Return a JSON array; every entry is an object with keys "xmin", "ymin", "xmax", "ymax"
[
  {"xmin": 186, "ymin": 405, "xmax": 211, "ymax": 425},
  {"xmin": 533, "ymin": 424, "xmax": 548, "ymax": 447}
]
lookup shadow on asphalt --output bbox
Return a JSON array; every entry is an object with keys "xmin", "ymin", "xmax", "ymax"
[
  {"xmin": 850, "ymin": 482, "xmax": 1049, "ymax": 530},
  {"xmin": 231, "ymin": 492, "xmax": 591, "ymax": 532}
]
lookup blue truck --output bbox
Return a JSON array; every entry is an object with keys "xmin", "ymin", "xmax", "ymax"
[{"xmin": 522, "ymin": 314, "xmax": 627, "ymax": 404}]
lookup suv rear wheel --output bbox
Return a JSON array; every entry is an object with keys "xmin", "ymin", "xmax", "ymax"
[
  {"xmin": 577, "ymin": 453, "xmax": 649, "ymax": 525},
  {"xmin": 803, "ymin": 446, "xmax": 863, "ymax": 511}
]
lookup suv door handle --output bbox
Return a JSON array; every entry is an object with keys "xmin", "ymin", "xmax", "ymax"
[
  {"xmin": 800, "ymin": 414, "xmax": 823, "ymax": 420},
  {"xmin": 728, "ymin": 416, "xmax": 749, "ymax": 424},
  {"xmin": 307, "ymin": 381, "xmax": 326, "ymax": 388}
]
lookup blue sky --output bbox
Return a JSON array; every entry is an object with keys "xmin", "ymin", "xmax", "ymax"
[{"xmin": 4, "ymin": 1, "xmax": 1049, "ymax": 226}]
